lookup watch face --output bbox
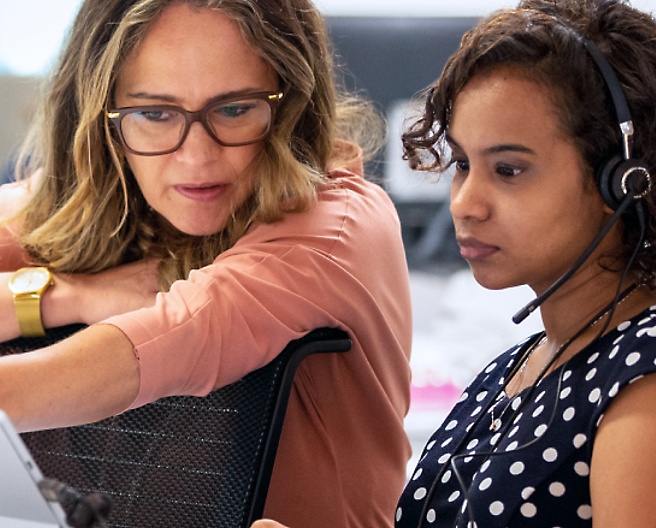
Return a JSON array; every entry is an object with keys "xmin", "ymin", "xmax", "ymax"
[{"xmin": 9, "ymin": 268, "xmax": 52, "ymax": 294}]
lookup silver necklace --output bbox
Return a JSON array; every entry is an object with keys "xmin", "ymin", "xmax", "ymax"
[
  {"xmin": 489, "ymin": 334, "xmax": 544, "ymax": 432},
  {"xmin": 489, "ymin": 284, "xmax": 639, "ymax": 432}
]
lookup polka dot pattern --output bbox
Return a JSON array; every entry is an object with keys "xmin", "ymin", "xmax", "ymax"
[{"xmin": 395, "ymin": 306, "xmax": 656, "ymax": 528}]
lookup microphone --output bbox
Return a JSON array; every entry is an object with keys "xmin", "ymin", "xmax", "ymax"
[
  {"xmin": 512, "ymin": 188, "xmax": 638, "ymax": 325},
  {"xmin": 38, "ymin": 478, "xmax": 112, "ymax": 528}
]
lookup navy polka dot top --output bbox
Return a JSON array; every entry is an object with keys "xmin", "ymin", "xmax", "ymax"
[{"xmin": 396, "ymin": 304, "xmax": 656, "ymax": 528}]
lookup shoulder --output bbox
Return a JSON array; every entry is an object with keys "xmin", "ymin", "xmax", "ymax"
[
  {"xmin": 0, "ymin": 180, "xmax": 31, "ymax": 221},
  {"xmin": 0, "ymin": 169, "xmax": 43, "ymax": 221},
  {"xmin": 574, "ymin": 305, "xmax": 656, "ymax": 428}
]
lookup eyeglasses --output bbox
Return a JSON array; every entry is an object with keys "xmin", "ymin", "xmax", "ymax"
[{"xmin": 107, "ymin": 91, "xmax": 283, "ymax": 156}]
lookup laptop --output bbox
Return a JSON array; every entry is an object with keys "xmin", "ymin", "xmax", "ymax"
[{"xmin": 0, "ymin": 410, "xmax": 69, "ymax": 527}]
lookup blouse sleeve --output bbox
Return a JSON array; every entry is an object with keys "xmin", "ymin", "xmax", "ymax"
[{"xmin": 104, "ymin": 169, "xmax": 412, "ymax": 410}]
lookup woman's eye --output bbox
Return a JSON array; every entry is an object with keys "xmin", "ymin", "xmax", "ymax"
[
  {"xmin": 218, "ymin": 103, "xmax": 255, "ymax": 118},
  {"xmin": 453, "ymin": 159, "xmax": 470, "ymax": 172},
  {"xmin": 136, "ymin": 109, "xmax": 174, "ymax": 122},
  {"xmin": 496, "ymin": 164, "xmax": 522, "ymax": 178}
]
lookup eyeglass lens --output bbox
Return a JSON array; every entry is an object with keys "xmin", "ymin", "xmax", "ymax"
[{"xmin": 119, "ymin": 97, "xmax": 273, "ymax": 154}]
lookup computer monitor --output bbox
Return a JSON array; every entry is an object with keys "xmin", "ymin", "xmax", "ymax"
[{"xmin": 0, "ymin": 410, "xmax": 69, "ymax": 527}]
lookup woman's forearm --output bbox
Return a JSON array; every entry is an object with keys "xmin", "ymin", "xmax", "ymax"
[{"xmin": 0, "ymin": 323, "xmax": 140, "ymax": 432}]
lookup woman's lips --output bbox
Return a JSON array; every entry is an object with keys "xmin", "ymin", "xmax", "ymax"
[
  {"xmin": 174, "ymin": 183, "xmax": 227, "ymax": 203},
  {"xmin": 457, "ymin": 237, "xmax": 500, "ymax": 260}
]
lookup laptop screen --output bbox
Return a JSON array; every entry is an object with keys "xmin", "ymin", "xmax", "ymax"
[{"xmin": 0, "ymin": 410, "xmax": 68, "ymax": 528}]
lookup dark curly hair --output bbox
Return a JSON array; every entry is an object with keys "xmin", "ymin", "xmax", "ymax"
[{"xmin": 402, "ymin": 0, "xmax": 656, "ymax": 288}]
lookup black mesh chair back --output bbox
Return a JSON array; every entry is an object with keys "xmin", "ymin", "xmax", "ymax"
[{"xmin": 0, "ymin": 325, "xmax": 351, "ymax": 528}]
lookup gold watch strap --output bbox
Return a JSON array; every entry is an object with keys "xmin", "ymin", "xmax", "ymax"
[{"xmin": 14, "ymin": 293, "xmax": 46, "ymax": 337}]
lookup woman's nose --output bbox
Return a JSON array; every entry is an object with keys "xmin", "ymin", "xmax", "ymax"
[
  {"xmin": 450, "ymin": 171, "xmax": 490, "ymax": 222},
  {"xmin": 175, "ymin": 121, "xmax": 223, "ymax": 161}
]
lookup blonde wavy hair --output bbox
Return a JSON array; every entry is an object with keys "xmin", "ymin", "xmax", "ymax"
[{"xmin": 12, "ymin": 0, "xmax": 384, "ymax": 288}]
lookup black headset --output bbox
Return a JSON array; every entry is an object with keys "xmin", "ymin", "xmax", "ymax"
[
  {"xmin": 513, "ymin": 36, "xmax": 653, "ymax": 325},
  {"xmin": 583, "ymin": 38, "xmax": 652, "ymax": 210}
]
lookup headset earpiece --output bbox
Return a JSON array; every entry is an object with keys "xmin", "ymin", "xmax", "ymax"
[
  {"xmin": 580, "ymin": 38, "xmax": 652, "ymax": 211},
  {"xmin": 597, "ymin": 154, "xmax": 652, "ymax": 210}
]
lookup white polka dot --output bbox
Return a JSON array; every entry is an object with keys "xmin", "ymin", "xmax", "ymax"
[
  {"xmin": 513, "ymin": 412, "xmax": 524, "ymax": 424},
  {"xmin": 549, "ymin": 482, "xmax": 566, "ymax": 496},
  {"xmin": 448, "ymin": 490, "xmax": 460, "ymax": 503},
  {"xmin": 485, "ymin": 362, "xmax": 498, "ymax": 373},
  {"xmin": 626, "ymin": 352, "xmax": 641, "ymax": 366},
  {"xmin": 412, "ymin": 468, "xmax": 423, "ymax": 480},
  {"xmin": 560, "ymin": 387, "xmax": 572, "ymax": 399},
  {"xmin": 479, "ymin": 477, "xmax": 492, "ymax": 491},
  {"xmin": 520, "ymin": 503, "xmax": 537, "ymax": 518},
  {"xmin": 532, "ymin": 405, "xmax": 545, "ymax": 418},
  {"xmin": 535, "ymin": 391, "xmax": 546, "ymax": 403},
  {"xmin": 426, "ymin": 509, "xmax": 436, "ymax": 523},
  {"xmin": 509, "ymin": 425, "xmax": 520, "ymax": 438},
  {"xmin": 575, "ymin": 461, "xmax": 590, "ymax": 476},
  {"xmin": 445, "ymin": 420, "xmax": 458, "ymax": 431},
  {"xmin": 476, "ymin": 391, "xmax": 488, "ymax": 402},
  {"xmin": 543, "ymin": 448, "xmax": 558, "ymax": 462},
  {"xmin": 461, "ymin": 499, "xmax": 468, "ymax": 513},
  {"xmin": 588, "ymin": 388, "xmax": 601, "ymax": 403},
  {"xmin": 489, "ymin": 501, "xmax": 505, "ymax": 516},
  {"xmin": 637, "ymin": 326, "xmax": 656, "ymax": 337},
  {"xmin": 573, "ymin": 434, "xmax": 587, "ymax": 448},
  {"xmin": 441, "ymin": 470, "xmax": 452, "ymax": 483},
  {"xmin": 464, "ymin": 455, "xmax": 474, "ymax": 463},
  {"xmin": 396, "ymin": 507, "xmax": 402, "ymax": 522},
  {"xmin": 414, "ymin": 487, "xmax": 427, "ymax": 500},
  {"xmin": 467, "ymin": 439, "xmax": 479, "ymax": 450},
  {"xmin": 426, "ymin": 440, "xmax": 436, "ymax": 450},
  {"xmin": 522, "ymin": 487, "xmax": 535, "ymax": 500},
  {"xmin": 618, "ymin": 321, "xmax": 631, "ymax": 332},
  {"xmin": 490, "ymin": 433, "xmax": 501, "ymax": 446},
  {"xmin": 480, "ymin": 460, "xmax": 491, "ymax": 473},
  {"xmin": 563, "ymin": 407, "xmax": 576, "ymax": 421},
  {"xmin": 577, "ymin": 504, "xmax": 593, "ymax": 520},
  {"xmin": 511, "ymin": 397, "xmax": 523, "ymax": 410},
  {"xmin": 510, "ymin": 461, "xmax": 525, "ymax": 475},
  {"xmin": 438, "ymin": 453, "xmax": 451, "ymax": 464},
  {"xmin": 535, "ymin": 424, "xmax": 547, "ymax": 437},
  {"xmin": 470, "ymin": 406, "xmax": 483, "ymax": 417},
  {"xmin": 609, "ymin": 344, "xmax": 620, "ymax": 359},
  {"xmin": 506, "ymin": 441, "xmax": 519, "ymax": 451},
  {"xmin": 587, "ymin": 352, "xmax": 600, "ymax": 364},
  {"xmin": 608, "ymin": 382, "xmax": 620, "ymax": 397},
  {"xmin": 458, "ymin": 392, "xmax": 469, "ymax": 403},
  {"xmin": 563, "ymin": 370, "xmax": 572, "ymax": 381},
  {"xmin": 585, "ymin": 368, "xmax": 597, "ymax": 381}
]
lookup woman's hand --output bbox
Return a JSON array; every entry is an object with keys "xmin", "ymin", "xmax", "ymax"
[
  {"xmin": 0, "ymin": 260, "xmax": 160, "ymax": 342},
  {"xmin": 251, "ymin": 520, "xmax": 290, "ymax": 528},
  {"xmin": 45, "ymin": 260, "xmax": 161, "ymax": 327}
]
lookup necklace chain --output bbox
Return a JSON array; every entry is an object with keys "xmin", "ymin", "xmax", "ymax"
[{"xmin": 489, "ymin": 284, "xmax": 639, "ymax": 432}]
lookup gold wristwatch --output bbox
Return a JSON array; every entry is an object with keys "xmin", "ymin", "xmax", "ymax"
[{"xmin": 8, "ymin": 267, "xmax": 54, "ymax": 337}]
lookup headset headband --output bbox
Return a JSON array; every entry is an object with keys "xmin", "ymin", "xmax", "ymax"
[{"xmin": 582, "ymin": 38, "xmax": 634, "ymax": 161}]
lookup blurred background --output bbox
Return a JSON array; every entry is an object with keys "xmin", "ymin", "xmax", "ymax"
[{"xmin": 1, "ymin": 0, "xmax": 654, "ymax": 470}]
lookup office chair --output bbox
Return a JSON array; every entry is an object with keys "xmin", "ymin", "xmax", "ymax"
[{"xmin": 0, "ymin": 324, "xmax": 351, "ymax": 528}]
